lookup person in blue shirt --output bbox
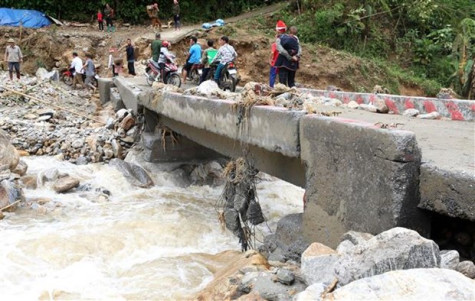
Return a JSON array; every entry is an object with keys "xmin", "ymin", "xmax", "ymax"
[{"xmin": 182, "ymin": 36, "xmax": 201, "ymax": 84}]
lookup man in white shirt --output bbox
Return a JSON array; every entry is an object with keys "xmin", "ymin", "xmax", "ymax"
[
  {"xmin": 70, "ymin": 52, "xmax": 84, "ymax": 89},
  {"xmin": 4, "ymin": 38, "xmax": 23, "ymax": 81}
]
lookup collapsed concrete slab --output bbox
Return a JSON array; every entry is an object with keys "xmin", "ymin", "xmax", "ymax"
[{"xmin": 300, "ymin": 116, "xmax": 430, "ymax": 248}]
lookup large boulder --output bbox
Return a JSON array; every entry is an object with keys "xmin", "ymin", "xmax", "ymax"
[
  {"xmin": 333, "ymin": 227, "xmax": 440, "ymax": 286},
  {"xmin": 110, "ymin": 158, "xmax": 154, "ymax": 188},
  {"xmin": 326, "ymin": 269, "xmax": 475, "ymax": 300},
  {"xmin": 0, "ymin": 130, "xmax": 19, "ymax": 171}
]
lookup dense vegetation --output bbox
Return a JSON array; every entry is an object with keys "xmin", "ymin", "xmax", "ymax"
[
  {"xmin": 278, "ymin": 0, "xmax": 474, "ymax": 98},
  {"xmin": 3, "ymin": 0, "xmax": 264, "ymax": 24}
]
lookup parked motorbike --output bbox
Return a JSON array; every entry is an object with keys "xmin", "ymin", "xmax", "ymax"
[
  {"xmin": 198, "ymin": 61, "xmax": 239, "ymax": 92},
  {"xmin": 145, "ymin": 57, "xmax": 181, "ymax": 87},
  {"xmin": 188, "ymin": 64, "xmax": 201, "ymax": 85},
  {"xmin": 61, "ymin": 68, "xmax": 98, "ymax": 87}
]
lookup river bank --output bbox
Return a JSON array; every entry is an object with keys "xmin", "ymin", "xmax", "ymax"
[{"xmin": 0, "ymin": 70, "xmax": 305, "ymax": 298}]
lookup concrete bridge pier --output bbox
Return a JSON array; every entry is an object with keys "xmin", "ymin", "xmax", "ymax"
[{"xmin": 300, "ymin": 116, "xmax": 430, "ymax": 248}]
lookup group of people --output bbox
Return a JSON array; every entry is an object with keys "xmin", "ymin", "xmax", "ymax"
[
  {"xmin": 270, "ymin": 20, "xmax": 301, "ymax": 88},
  {"xmin": 69, "ymin": 52, "xmax": 97, "ymax": 91},
  {"xmin": 107, "ymin": 38, "xmax": 136, "ymax": 77},
  {"xmin": 97, "ymin": 1, "xmax": 182, "ymax": 33},
  {"xmin": 149, "ymin": 33, "xmax": 238, "ymax": 85},
  {"xmin": 181, "ymin": 35, "xmax": 238, "ymax": 84},
  {"xmin": 97, "ymin": 3, "xmax": 115, "ymax": 32},
  {"xmin": 146, "ymin": 0, "xmax": 182, "ymax": 31}
]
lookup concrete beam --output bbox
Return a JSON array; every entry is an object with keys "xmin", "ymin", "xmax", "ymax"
[
  {"xmin": 142, "ymin": 132, "xmax": 222, "ymax": 163},
  {"xmin": 160, "ymin": 115, "xmax": 306, "ymax": 187},
  {"xmin": 419, "ymin": 164, "xmax": 475, "ymax": 221},
  {"xmin": 140, "ymin": 91, "xmax": 304, "ymax": 158},
  {"xmin": 300, "ymin": 116, "xmax": 430, "ymax": 248}
]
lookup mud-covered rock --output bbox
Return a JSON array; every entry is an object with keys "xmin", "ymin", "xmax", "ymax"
[{"xmin": 53, "ymin": 176, "xmax": 80, "ymax": 193}]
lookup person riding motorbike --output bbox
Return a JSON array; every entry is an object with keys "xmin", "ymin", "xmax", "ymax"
[
  {"xmin": 158, "ymin": 40, "xmax": 174, "ymax": 82},
  {"xmin": 210, "ymin": 36, "xmax": 237, "ymax": 84}
]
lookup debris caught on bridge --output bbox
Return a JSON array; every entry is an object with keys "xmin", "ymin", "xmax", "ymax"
[{"xmin": 216, "ymin": 157, "xmax": 265, "ymax": 252}]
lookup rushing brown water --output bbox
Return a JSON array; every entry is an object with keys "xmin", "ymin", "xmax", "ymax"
[{"xmin": 0, "ymin": 155, "xmax": 303, "ymax": 300}]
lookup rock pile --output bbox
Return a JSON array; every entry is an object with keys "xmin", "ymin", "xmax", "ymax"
[
  {"xmin": 204, "ymin": 223, "xmax": 475, "ymax": 300},
  {"xmin": 0, "ymin": 72, "xmax": 141, "ymax": 164}
]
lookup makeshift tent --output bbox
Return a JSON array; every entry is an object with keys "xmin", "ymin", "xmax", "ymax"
[{"xmin": 0, "ymin": 8, "xmax": 52, "ymax": 28}]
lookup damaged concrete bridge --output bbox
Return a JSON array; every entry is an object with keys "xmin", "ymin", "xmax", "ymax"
[{"xmin": 100, "ymin": 77, "xmax": 475, "ymax": 248}]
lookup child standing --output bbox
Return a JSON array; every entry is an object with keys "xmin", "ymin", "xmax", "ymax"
[{"xmin": 97, "ymin": 9, "xmax": 104, "ymax": 31}]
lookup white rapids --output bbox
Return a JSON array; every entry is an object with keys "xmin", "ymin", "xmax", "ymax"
[{"xmin": 0, "ymin": 155, "xmax": 303, "ymax": 300}]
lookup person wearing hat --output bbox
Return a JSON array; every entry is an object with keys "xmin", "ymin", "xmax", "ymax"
[
  {"xmin": 274, "ymin": 25, "xmax": 301, "ymax": 87},
  {"xmin": 146, "ymin": 3, "xmax": 162, "ymax": 31},
  {"xmin": 269, "ymin": 20, "xmax": 287, "ymax": 87},
  {"xmin": 4, "ymin": 38, "xmax": 23, "ymax": 81}
]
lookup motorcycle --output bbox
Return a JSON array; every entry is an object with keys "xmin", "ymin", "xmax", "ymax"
[
  {"xmin": 145, "ymin": 56, "xmax": 181, "ymax": 87},
  {"xmin": 198, "ymin": 61, "xmax": 239, "ymax": 92},
  {"xmin": 61, "ymin": 68, "xmax": 98, "ymax": 87}
]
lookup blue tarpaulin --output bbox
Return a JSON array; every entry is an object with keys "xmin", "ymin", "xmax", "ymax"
[{"xmin": 0, "ymin": 8, "xmax": 52, "ymax": 28}]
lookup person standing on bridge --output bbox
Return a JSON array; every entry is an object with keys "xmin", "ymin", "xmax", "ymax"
[
  {"xmin": 126, "ymin": 38, "xmax": 136, "ymax": 76},
  {"xmin": 275, "ymin": 26, "xmax": 301, "ymax": 87},
  {"xmin": 4, "ymin": 38, "xmax": 23, "ymax": 81}
]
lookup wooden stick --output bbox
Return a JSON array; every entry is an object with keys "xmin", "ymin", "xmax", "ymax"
[
  {"xmin": 1, "ymin": 86, "xmax": 105, "ymax": 125},
  {"xmin": 0, "ymin": 200, "xmax": 21, "ymax": 212}
]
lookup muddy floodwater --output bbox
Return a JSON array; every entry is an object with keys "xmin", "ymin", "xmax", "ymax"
[{"xmin": 0, "ymin": 155, "xmax": 303, "ymax": 300}]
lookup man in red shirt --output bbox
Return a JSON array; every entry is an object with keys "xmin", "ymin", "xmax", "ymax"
[{"xmin": 270, "ymin": 20, "xmax": 287, "ymax": 87}]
